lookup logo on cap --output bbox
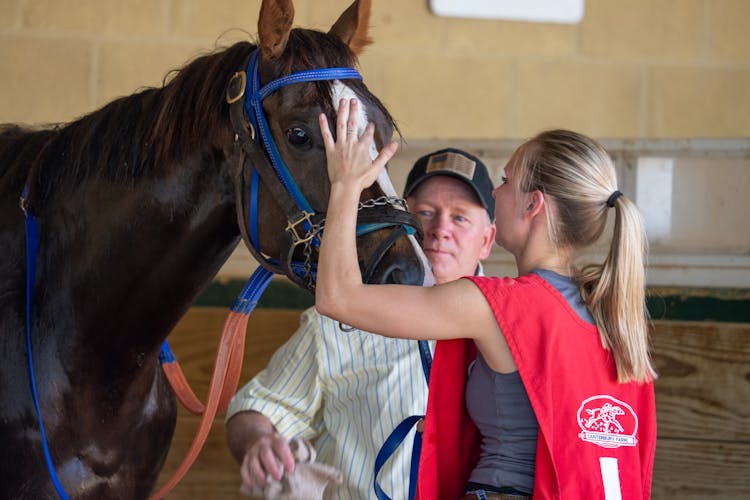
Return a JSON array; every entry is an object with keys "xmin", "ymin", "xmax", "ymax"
[{"xmin": 425, "ymin": 152, "xmax": 476, "ymax": 181}]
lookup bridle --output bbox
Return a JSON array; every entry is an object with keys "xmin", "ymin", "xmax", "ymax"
[{"xmin": 227, "ymin": 49, "xmax": 423, "ymax": 291}]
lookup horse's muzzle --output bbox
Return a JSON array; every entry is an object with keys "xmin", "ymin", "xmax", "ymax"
[
  {"xmin": 378, "ymin": 259, "xmax": 427, "ymax": 286},
  {"xmin": 372, "ymin": 241, "xmax": 436, "ymax": 287}
]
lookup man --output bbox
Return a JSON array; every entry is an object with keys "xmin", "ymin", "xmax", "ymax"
[{"xmin": 226, "ymin": 148, "xmax": 496, "ymax": 499}]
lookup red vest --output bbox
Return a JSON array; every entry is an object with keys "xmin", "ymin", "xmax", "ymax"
[{"xmin": 416, "ymin": 274, "xmax": 656, "ymax": 500}]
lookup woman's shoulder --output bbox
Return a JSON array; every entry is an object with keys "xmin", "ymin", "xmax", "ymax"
[{"xmin": 464, "ymin": 273, "xmax": 542, "ymax": 292}]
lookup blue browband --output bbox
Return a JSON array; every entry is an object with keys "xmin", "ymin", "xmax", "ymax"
[{"xmin": 244, "ymin": 49, "xmax": 360, "ymax": 230}]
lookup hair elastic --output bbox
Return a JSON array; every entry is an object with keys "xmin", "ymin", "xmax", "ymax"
[{"xmin": 606, "ymin": 190, "xmax": 623, "ymax": 208}]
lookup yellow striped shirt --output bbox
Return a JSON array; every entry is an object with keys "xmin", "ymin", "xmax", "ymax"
[{"xmin": 227, "ymin": 307, "xmax": 432, "ymax": 500}]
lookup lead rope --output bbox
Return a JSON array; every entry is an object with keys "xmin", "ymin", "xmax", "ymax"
[
  {"xmin": 21, "ymin": 185, "xmax": 71, "ymax": 500},
  {"xmin": 151, "ymin": 267, "xmax": 273, "ymax": 500},
  {"xmin": 373, "ymin": 340, "xmax": 431, "ymax": 500}
]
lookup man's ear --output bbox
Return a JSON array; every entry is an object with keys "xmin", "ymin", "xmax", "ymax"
[{"xmin": 479, "ymin": 221, "xmax": 496, "ymax": 260}]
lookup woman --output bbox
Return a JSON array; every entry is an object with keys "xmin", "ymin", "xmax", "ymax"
[{"xmin": 316, "ymin": 99, "xmax": 656, "ymax": 500}]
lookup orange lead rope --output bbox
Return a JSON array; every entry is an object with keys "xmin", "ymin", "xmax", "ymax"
[
  {"xmin": 153, "ymin": 268, "xmax": 273, "ymax": 499},
  {"xmin": 159, "ymin": 348, "xmax": 206, "ymax": 415}
]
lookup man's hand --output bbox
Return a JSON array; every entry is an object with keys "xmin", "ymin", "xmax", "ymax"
[
  {"xmin": 226, "ymin": 411, "xmax": 296, "ymax": 490},
  {"xmin": 240, "ymin": 431, "xmax": 296, "ymax": 489}
]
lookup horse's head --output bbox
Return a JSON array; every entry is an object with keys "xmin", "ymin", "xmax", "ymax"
[{"xmin": 230, "ymin": 0, "xmax": 433, "ymax": 290}]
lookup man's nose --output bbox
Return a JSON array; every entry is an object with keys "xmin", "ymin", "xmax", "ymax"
[{"xmin": 427, "ymin": 215, "xmax": 451, "ymax": 238}]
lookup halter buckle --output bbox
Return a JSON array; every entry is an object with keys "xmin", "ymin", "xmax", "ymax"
[
  {"xmin": 19, "ymin": 195, "xmax": 28, "ymax": 216},
  {"xmin": 285, "ymin": 210, "xmax": 316, "ymax": 244},
  {"xmin": 226, "ymin": 71, "xmax": 247, "ymax": 104}
]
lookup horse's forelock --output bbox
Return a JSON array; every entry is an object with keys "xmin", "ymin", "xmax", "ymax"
[{"xmin": 272, "ymin": 29, "xmax": 400, "ymax": 138}]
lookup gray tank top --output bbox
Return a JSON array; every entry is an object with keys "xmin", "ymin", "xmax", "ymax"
[{"xmin": 464, "ymin": 269, "xmax": 594, "ymax": 494}]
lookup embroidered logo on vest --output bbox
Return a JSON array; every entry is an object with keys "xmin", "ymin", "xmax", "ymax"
[{"xmin": 577, "ymin": 395, "xmax": 638, "ymax": 448}]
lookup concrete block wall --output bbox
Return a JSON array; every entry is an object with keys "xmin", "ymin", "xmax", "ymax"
[{"xmin": 1, "ymin": 0, "xmax": 749, "ymax": 139}]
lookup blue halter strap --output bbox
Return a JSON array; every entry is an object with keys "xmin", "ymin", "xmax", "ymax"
[
  {"xmin": 245, "ymin": 49, "xmax": 361, "ymax": 215},
  {"xmin": 231, "ymin": 49, "xmax": 420, "ymax": 290},
  {"xmin": 20, "ymin": 186, "xmax": 71, "ymax": 500},
  {"xmin": 373, "ymin": 342, "xmax": 431, "ymax": 500}
]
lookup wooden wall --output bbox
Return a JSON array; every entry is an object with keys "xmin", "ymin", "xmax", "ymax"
[
  {"xmin": 157, "ymin": 308, "xmax": 750, "ymax": 499},
  {"xmin": 650, "ymin": 321, "xmax": 750, "ymax": 499}
]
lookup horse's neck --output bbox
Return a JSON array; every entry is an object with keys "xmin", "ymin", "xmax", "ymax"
[{"xmin": 39, "ymin": 155, "xmax": 240, "ymax": 365}]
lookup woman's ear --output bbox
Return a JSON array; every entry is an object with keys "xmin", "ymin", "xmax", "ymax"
[{"xmin": 525, "ymin": 190, "xmax": 546, "ymax": 218}]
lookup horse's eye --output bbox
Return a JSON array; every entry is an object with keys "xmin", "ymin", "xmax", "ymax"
[{"xmin": 286, "ymin": 127, "xmax": 311, "ymax": 149}]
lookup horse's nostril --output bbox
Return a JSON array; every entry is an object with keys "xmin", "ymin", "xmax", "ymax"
[
  {"xmin": 383, "ymin": 269, "xmax": 403, "ymax": 284},
  {"xmin": 380, "ymin": 261, "xmax": 424, "ymax": 286}
]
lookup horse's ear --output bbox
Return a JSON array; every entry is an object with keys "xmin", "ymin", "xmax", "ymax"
[
  {"xmin": 329, "ymin": 0, "xmax": 372, "ymax": 55},
  {"xmin": 258, "ymin": 0, "xmax": 295, "ymax": 59}
]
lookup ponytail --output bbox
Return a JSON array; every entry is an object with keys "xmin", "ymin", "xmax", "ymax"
[{"xmin": 579, "ymin": 194, "xmax": 656, "ymax": 383}]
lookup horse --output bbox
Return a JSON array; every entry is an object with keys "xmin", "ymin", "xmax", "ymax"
[{"xmin": 0, "ymin": 1, "xmax": 431, "ymax": 498}]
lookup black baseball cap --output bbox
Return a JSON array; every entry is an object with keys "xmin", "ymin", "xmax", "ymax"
[{"xmin": 403, "ymin": 148, "xmax": 495, "ymax": 220}]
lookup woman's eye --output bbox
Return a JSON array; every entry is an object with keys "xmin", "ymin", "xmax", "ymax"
[{"xmin": 286, "ymin": 127, "xmax": 311, "ymax": 148}]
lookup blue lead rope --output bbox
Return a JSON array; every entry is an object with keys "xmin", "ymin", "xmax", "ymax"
[
  {"xmin": 373, "ymin": 415, "xmax": 424, "ymax": 500},
  {"xmin": 229, "ymin": 265, "xmax": 274, "ymax": 315},
  {"xmin": 417, "ymin": 339, "xmax": 432, "ymax": 385},
  {"xmin": 22, "ymin": 186, "xmax": 71, "ymax": 500},
  {"xmin": 373, "ymin": 340, "xmax": 432, "ymax": 500}
]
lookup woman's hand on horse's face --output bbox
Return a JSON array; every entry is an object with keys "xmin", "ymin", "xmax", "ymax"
[{"xmin": 319, "ymin": 98, "xmax": 398, "ymax": 192}]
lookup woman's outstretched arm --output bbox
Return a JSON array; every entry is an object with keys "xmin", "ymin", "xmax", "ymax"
[{"xmin": 315, "ymin": 99, "xmax": 512, "ymax": 373}]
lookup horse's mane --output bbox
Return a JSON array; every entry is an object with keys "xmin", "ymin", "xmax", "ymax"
[
  {"xmin": 1, "ymin": 41, "xmax": 254, "ymax": 210},
  {"xmin": 1, "ymin": 27, "xmax": 397, "ymax": 211}
]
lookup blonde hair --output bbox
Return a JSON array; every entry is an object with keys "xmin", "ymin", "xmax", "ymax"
[{"xmin": 514, "ymin": 130, "xmax": 656, "ymax": 383}]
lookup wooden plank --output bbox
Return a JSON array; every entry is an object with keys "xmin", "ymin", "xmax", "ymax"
[
  {"xmin": 653, "ymin": 438, "xmax": 750, "ymax": 499},
  {"xmin": 651, "ymin": 321, "xmax": 750, "ymax": 441},
  {"xmin": 650, "ymin": 320, "xmax": 750, "ymax": 499}
]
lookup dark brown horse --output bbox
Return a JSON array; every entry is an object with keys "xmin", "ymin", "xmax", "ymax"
[{"xmin": 0, "ymin": 1, "xmax": 429, "ymax": 498}]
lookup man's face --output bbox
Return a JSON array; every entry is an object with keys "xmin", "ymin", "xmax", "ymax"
[{"xmin": 407, "ymin": 176, "xmax": 496, "ymax": 284}]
